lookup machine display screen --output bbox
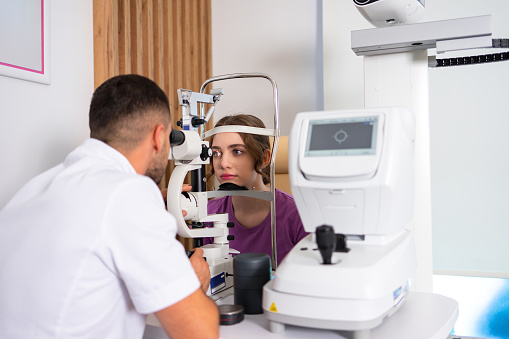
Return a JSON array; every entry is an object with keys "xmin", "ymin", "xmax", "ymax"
[{"xmin": 305, "ymin": 116, "xmax": 378, "ymax": 157}]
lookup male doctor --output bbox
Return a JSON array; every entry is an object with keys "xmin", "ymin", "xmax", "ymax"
[{"xmin": 0, "ymin": 74, "xmax": 219, "ymax": 339}]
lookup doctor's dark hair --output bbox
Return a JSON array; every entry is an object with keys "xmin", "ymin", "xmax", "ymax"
[
  {"xmin": 208, "ymin": 114, "xmax": 271, "ymax": 185},
  {"xmin": 89, "ymin": 74, "xmax": 170, "ymax": 150}
]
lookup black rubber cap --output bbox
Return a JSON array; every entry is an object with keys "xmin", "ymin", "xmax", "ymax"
[
  {"xmin": 233, "ymin": 253, "xmax": 272, "ymax": 315},
  {"xmin": 233, "ymin": 253, "xmax": 271, "ymax": 276}
]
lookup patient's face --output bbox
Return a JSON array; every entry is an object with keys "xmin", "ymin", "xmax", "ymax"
[{"xmin": 211, "ymin": 132, "xmax": 258, "ymax": 188}]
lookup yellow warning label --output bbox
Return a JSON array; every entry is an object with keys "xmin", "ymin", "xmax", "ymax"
[{"xmin": 269, "ymin": 302, "xmax": 278, "ymax": 312}]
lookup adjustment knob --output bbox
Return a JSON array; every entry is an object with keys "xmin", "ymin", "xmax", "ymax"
[
  {"xmin": 191, "ymin": 116, "xmax": 206, "ymax": 127},
  {"xmin": 227, "ymin": 222, "xmax": 234, "ymax": 228},
  {"xmin": 200, "ymin": 145, "xmax": 213, "ymax": 161},
  {"xmin": 227, "ymin": 235, "xmax": 235, "ymax": 241},
  {"xmin": 316, "ymin": 225, "xmax": 336, "ymax": 265}
]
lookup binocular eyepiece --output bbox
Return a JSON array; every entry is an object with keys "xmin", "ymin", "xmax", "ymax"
[{"xmin": 169, "ymin": 129, "xmax": 185, "ymax": 146}]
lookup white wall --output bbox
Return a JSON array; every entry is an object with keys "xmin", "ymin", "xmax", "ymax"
[
  {"xmin": 427, "ymin": 1, "xmax": 509, "ymax": 278},
  {"xmin": 210, "ymin": 0, "xmax": 323, "ymax": 136},
  {"xmin": 323, "ymin": 1, "xmax": 509, "ymax": 278},
  {"xmin": 0, "ymin": 0, "xmax": 94, "ymax": 208},
  {"xmin": 323, "ymin": 2, "xmax": 370, "ymax": 111}
]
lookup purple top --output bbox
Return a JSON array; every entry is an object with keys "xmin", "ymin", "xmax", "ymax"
[{"xmin": 204, "ymin": 189, "xmax": 308, "ymax": 265}]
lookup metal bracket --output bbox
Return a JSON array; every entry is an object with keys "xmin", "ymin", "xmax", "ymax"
[{"xmin": 351, "ymin": 15, "xmax": 492, "ymax": 56}]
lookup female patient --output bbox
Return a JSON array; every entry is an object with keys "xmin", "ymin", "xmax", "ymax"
[{"xmin": 203, "ymin": 114, "xmax": 307, "ymax": 265}]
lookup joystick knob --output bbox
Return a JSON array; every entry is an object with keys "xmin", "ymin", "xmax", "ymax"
[{"xmin": 316, "ymin": 225, "xmax": 336, "ymax": 264}]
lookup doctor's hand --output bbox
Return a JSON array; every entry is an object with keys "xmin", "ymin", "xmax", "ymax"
[
  {"xmin": 188, "ymin": 248, "xmax": 211, "ymax": 294},
  {"xmin": 160, "ymin": 184, "xmax": 192, "ymax": 201},
  {"xmin": 160, "ymin": 184, "xmax": 192, "ymax": 216}
]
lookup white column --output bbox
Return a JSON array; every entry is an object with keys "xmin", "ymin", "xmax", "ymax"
[{"xmin": 364, "ymin": 50, "xmax": 433, "ymax": 292}]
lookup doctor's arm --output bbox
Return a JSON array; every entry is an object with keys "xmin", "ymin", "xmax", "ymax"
[
  {"xmin": 154, "ymin": 248, "xmax": 219, "ymax": 339},
  {"xmin": 154, "ymin": 288, "xmax": 219, "ymax": 339}
]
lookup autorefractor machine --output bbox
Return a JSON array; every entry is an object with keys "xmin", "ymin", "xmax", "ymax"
[
  {"xmin": 166, "ymin": 73, "xmax": 281, "ymax": 300},
  {"xmin": 262, "ymin": 107, "xmax": 417, "ymax": 337}
]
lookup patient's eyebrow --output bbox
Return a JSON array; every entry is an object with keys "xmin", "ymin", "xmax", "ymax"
[
  {"xmin": 211, "ymin": 144, "xmax": 246, "ymax": 150},
  {"xmin": 227, "ymin": 144, "xmax": 246, "ymax": 149}
]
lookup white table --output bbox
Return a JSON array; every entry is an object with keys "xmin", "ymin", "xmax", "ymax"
[{"xmin": 144, "ymin": 292, "xmax": 458, "ymax": 339}]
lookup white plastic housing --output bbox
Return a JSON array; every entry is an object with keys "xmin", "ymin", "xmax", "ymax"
[
  {"xmin": 354, "ymin": 0, "xmax": 425, "ymax": 28},
  {"xmin": 289, "ymin": 108, "xmax": 415, "ymax": 236},
  {"xmin": 168, "ymin": 130, "xmax": 203, "ymax": 161},
  {"xmin": 263, "ymin": 230, "xmax": 416, "ymax": 330}
]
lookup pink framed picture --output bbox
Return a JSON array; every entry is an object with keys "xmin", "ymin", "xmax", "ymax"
[{"xmin": 0, "ymin": 0, "xmax": 50, "ymax": 84}]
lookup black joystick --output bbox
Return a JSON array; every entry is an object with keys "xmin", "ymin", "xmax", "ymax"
[{"xmin": 316, "ymin": 225, "xmax": 336, "ymax": 265}]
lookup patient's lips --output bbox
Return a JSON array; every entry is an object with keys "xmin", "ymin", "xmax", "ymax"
[{"xmin": 221, "ymin": 173, "xmax": 235, "ymax": 180}]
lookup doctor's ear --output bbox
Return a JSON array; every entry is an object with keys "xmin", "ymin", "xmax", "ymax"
[{"xmin": 152, "ymin": 124, "xmax": 166, "ymax": 153}]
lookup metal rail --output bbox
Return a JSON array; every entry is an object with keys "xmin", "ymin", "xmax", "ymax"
[{"xmin": 199, "ymin": 73, "xmax": 280, "ymax": 270}]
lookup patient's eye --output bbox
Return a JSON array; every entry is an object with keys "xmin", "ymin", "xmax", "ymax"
[
  {"xmin": 212, "ymin": 150, "xmax": 222, "ymax": 158},
  {"xmin": 232, "ymin": 148, "xmax": 244, "ymax": 156}
]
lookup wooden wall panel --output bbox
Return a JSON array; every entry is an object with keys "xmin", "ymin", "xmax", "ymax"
[
  {"xmin": 130, "ymin": 0, "xmax": 143, "ymax": 74},
  {"xmin": 93, "ymin": 0, "xmax": 213, "ymax": 249},
  {"xmin": 93, "ymin": 0, "xmax": 213, "ymax": 88},
  {"xmin": 118, "ymin": 0, "xmax": 132, "ymax": 74},
  {"xmin": 141, "ymin": 0, "xmax": 154, "ymax": 78},
  {"xmin": 171, "ymin": 1, "xmax": 183, "ymax": 117},
  {"xmin": 93, "ymin": 0, "xmax": 119, "ymax": 88},
  {"xmin": 93, "ymin": 0, "xmax": 212, "ymax": 173},
  {"xmin": 153, "ymin": 0, "xmax": 164, "ymax": 89}
]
